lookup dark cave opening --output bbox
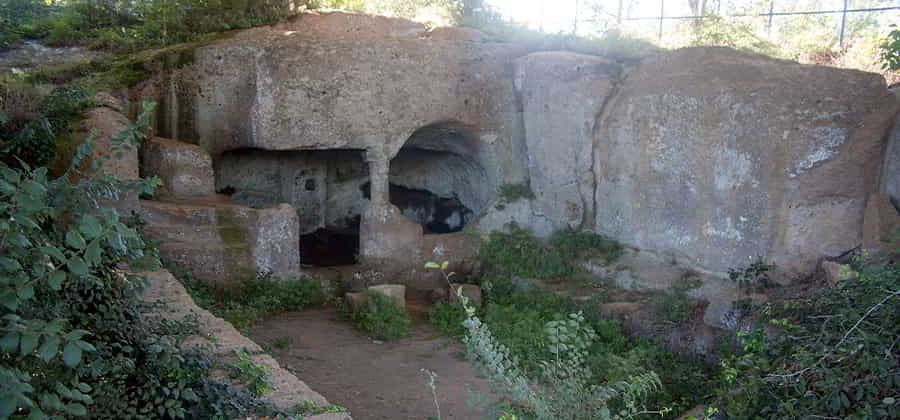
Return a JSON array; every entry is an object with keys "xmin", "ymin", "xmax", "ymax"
[
  {"xmin": 300, "ymin": 216, "xmax": 360, "ymax": 267},
  {"xmin": 361, "ymin": 182, "xmax": 473, "ymax": 234}
]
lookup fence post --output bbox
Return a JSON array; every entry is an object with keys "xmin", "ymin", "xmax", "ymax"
[
  {"xmin": 617, "ymin": 0, "xmax": 623, "ymax": 25},
  {"xmin": 767, "ymin": 0, "xmax": 775, "ymax": 37},
  {"xmin": 838, "ymin": 0, "xmax": 849, "ymax": 48},
  {"xmin": 573, "ymin": 0, "xmax": 579, "ymax": 35},
  {"xmin": 659, "ymin": 0, "xmax": 665, "ymax": 41}
]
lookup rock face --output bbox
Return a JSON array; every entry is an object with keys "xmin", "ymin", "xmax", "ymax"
[
  {"xmin": 141, "ymin": 137, "xmax": 215, "ymax": 198},
  {"xmin": 133, "ymin": 12, "xmax": 899, "ymax": 324},
  {"xmin": 514, "ymin": 52, "xmax": 620, "ymax": 230},
  {"xmin": 593, "ymin": 48, "xmax": 896, "ymax": 277}
]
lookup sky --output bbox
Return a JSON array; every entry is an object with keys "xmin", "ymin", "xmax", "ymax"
[{"xmin": 484, "ymin": 0, "xmax": 900, "ymax": 34}]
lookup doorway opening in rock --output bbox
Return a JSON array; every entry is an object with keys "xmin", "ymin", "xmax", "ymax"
[
  {"xmin": 361, "ymin": 182, "xmax": 472, "ymax": 234},
  {"xmin": 388, "ymin": 121, "xmax": 489, "ymax": 233},
  {"xmin": 213, "ymin": 148, "xmax": 369, "ymax": 267},
  {"xmin": 300, "ymin": 216, "xmax": 360, "ymax": 267}
]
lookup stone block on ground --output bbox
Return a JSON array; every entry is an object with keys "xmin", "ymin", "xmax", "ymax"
[
  {"xmin": 863, "ymin": 193, "xmax": 900, "ymax": 254},
  {"xmin": 366, "ymin": 284, "xmax": 406, "ymax": 309},
  {"xmin": 821, "ymin": 260, "xmax": 854, "ymax": 286}
]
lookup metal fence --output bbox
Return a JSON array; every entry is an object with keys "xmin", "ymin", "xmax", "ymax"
[{"xmin": 528, "ymin": 0, "xmax": 900, "ymax": 49}]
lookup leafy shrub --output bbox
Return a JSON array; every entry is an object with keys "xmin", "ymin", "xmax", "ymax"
[
  {"xmin": 0, "ymin": 102, "xmax": 277, "ymax": 418},
  {"xmin": 727, "ymin": 257, "xmax": 775, "ymax": 290},
  {"xmin": 178, "ymin": 269, "xmax": 325, "ymax": 331},
  {"xmin": 351, "ymin": 292, "xmax": 412, "ymax": 341},
  {"xmin": 1, "ymin": 82, "xmax": 93, "ymax": 168},
  {"xmin": 882, "ymin": 24, "xmax": 900, "ymax": 71},
  {"xmin": 453, "ymin": 281, "xmax": 664, "ymax": 419},
  {"xmin": 480, "ymin": 224, "xmax": 623, "ymax": 280},
  {"xmin": 651, "ymin": 275, "xmax": 702, "ymax": 324},
  {"xmin": 229, "ymin": 349, "xmax": 270, "ymax": 397},
  {"xmin": 428, "ymin": 301, "xmax": 467, "ymax": 338},
  {"xmin": 713, "ymin": 249, "xmax": 899, "ymax": 418}
]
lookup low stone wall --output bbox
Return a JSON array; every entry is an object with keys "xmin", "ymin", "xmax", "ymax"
[{"xmin": 141, "ymin": 270, "xmax": 351, "ymax": 419}]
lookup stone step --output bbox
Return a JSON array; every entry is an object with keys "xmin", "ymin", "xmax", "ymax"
[
  {"xmin": 144, "ymin": 224, "xmax": 249, "ymax": 245},
  {"xmin": 141, "ymin": 137, "xmax": 215, "ymax": 199},
  {"xmin": 139, "ymin": 199, "xmax": 253, "ymax": 227},
  {"xmin": 158, "ymin": 242, "xmax": 255, "ymax": 285}
]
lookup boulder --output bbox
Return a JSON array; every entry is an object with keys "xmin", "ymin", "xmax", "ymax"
[
  {"xmin": 594, "ymin": 47, "xmax": 897, "ymax": 279},
  {"xmin": 820, "ymin": 260, "xmax": 853, "ymax": 286},
  {"xmin": 862, "ymin": 193, "xmax": 900, "ymax": 254},
  {"xmin": 367, "ymin": 284, "xmax": 406, "ymax": 309},
  {"xmin": 882, "ymin": 89, "xmax": 900, "ymax": 206},
  {"xmin": 251, "ymin": 204, "xmax": 301, "ymax": 278},
  {"xmin": 141, "ymin": 137, "xmax": 215, "ymax": 198}
]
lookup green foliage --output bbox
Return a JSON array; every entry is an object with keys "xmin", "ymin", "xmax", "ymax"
[
  {"xmin": 453, "ymin": 279, "xmax": 666, "ymax": 419},
  {"xmin": 427, "ymin": 268, "xmax": 711, "ymax": 418},
  {"xmin": 882, "ymin": 24, "xmax": 900, "ymax": 71},
  {"xmin": 651, "ymin": 275, "xmax": 702, "ymax": 324},
  {"xmin": 178, "ymin": 269, "xmax": 325, "ymax": 331},
  {"xmin": 480, "ymin": 224, "xmax": 623, "ymax": 280},
  {"xmin": 727, "ymin": 257, "xmax": 775, "ymax": 290},
  {"xmin": 0, "ymin": 102, "xmax": 279, "ymax": 419},
  {"xmin": 351, "ymin": 292, "xmax": 412, "ymax": 341},
  {"xmin": 228, "ymin": 349, "xmax": 270, "ymax": 397},
  {"xmin": 1, "ymin": 82, "xmax": 93, "ymax": 168},
  {"xmin": 428, "ymin": 301, "xmax": 467, "ymax": 338},
  {"xmin": 713, "ymin": 250, "xmax": 899, "ymax": 419},
  {"xmin": 495, "ymin": 183, "xmax": 534, "ymax": 209},
  {"xmin": 689, "ymin": 14, "xmax": 778, "ymax": 56}
]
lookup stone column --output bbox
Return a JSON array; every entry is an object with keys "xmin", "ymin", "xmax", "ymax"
[{"xmin": 366, "ymin": 153, "xmax": 390, "ymax": 207}]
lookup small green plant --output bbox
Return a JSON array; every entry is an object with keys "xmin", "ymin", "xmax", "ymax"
[
  {"xmin": 269, "ymin": 336, "xmax": 293, "ymax": 351},
  {"xmin": 480, "ymin": 224, "xmax": 623, "ymax": 280},
  {"xmin": 229, "ymin": 349, "xmax": 270, "ymax": 397},
  {"xmin": 651, "ymin": 275, "xmax": 702, "ymax": 324},
  {"xmin": 727, "ymin": 257, "xmax": 775, "ymax": 290},
  {"xmin": 288, "ymin": 400, "xmax": 348, "ymax": 416},
  {"xmin": 351, "ymin": 293, "xmax": 413, "ymax": 341},
  {"xmin": 429, "ymin": 301, "xmax": 468, "ymax": 338},
  {"xmin": 496, "ymin": 183, "xmax": 534, "ymax": 209}
]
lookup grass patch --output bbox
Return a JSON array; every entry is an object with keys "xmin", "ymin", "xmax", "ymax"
[
  {"xmin": 350, "ymin": 293, "xmax": 413, "ymax": 341},
  {"xmin": 173, "ymin": 267, "xmax": 325, "ymax": 331},
  {"xmin": 480, "ymin": 223, "xmax": 623, "ymax": 280}
]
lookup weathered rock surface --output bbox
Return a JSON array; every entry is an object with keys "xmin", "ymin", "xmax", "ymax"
[
  {"xmin": 594, "ymin": 47, "xmax": 897, "ymax": 278},
  {"xmin": 141, "ymin": 137, "xmax": 215, "ymax": 198},
  {"xmin": 141, "ymin": 270, "xmax": 350, "ymax": 418},
  {"xmin": 514, "ymin": 52, "xmax": 619, "ymax": 230},
  {"xmin": 130, "ymin": 12, "xmax": 900, "ymax": 328},
  {"xmin": 367, "ymin": 284, "xmax": 407, "ymax": 308},
  {"xmin": 81, "ymin": 96, "xmax": 140, "ymax": 214},
  {"xmin": 863, "ymin": 193, "xmax": 900, "ymax": 253},
  {"xmin": 140, "ymin": 199, "xmax": 301, "ymax": 284}
]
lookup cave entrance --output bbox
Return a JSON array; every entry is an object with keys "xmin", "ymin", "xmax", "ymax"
[
  {"xmin": 386, "ymin": 121, "xmax": 488, "ymax": 233},
  {"xmin": 299, "ymin": 216, "xmax": 360, "ymax": 267},
  {"xmin": 214, "ymin": 148, "xmax": 368, "ymax": 267}
]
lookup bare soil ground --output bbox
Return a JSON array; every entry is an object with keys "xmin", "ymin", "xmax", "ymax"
[{"xmin": 249, "ymin": 300, "xmax": 497, "ymax": 420}]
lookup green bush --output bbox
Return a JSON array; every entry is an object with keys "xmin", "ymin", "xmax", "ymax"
[
  {"xmin": 650, "ymin": 275, "xmax": 702, "ymax": 324},
  {"xmin": 1, "ymin": 82, "xmax": 93, "ymax": 168},
  {"xmin": 713, "ymin": 249, "xmax": 899, "ymax": 418},
  {"xmin": 351, "ymin": 293, "xmax": 412, "ymax": 341},
  {"xmin": 0, "ymin": 102, "xmax": 278, "ymax": 418},
  {"xmin": 480, "ymin": 224, "xmax": 623, "ymax": 280},
  {"xmin": 428, "ymin": 301, "xmax": 467, "ymax": 338}
]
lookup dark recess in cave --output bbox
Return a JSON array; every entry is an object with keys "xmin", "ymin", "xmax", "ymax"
[
  {"xmin": 360, "ymin": 182, "xmax": 472, "ymax": 234},
  {"xmin": 300, "ymin": 216, "xmax": 360, "ymax": 267}
]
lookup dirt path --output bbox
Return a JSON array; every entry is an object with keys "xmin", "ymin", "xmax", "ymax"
[{"xmin": 249, "ymin": 306, "xmax": 496, "ymax": 420}]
